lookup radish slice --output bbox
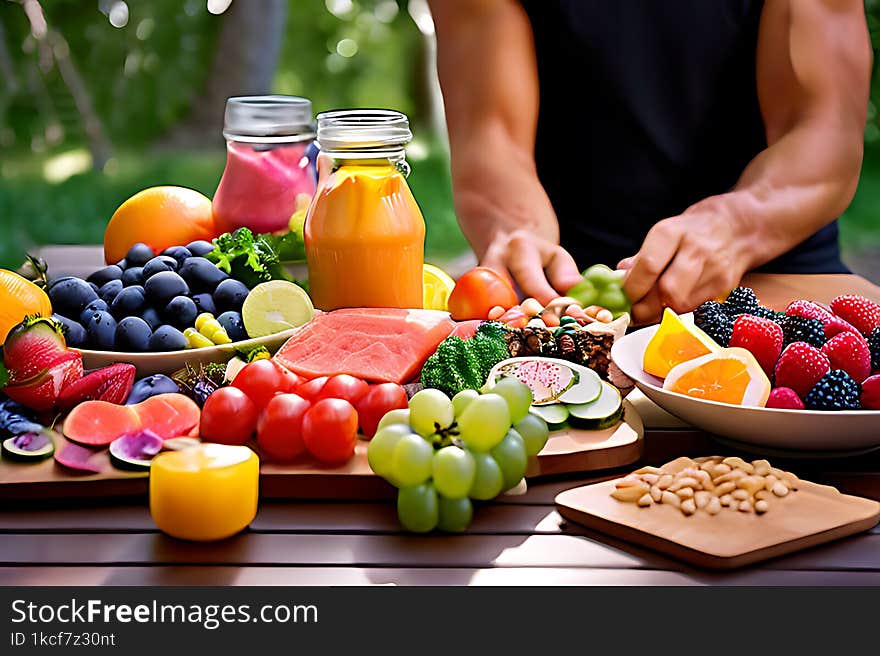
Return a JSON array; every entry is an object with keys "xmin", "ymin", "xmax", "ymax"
[
  {"xmin": 109, "ymin": 430, "xmax": 163, "ymax": 471},
  {"xmin": 55, "ymin": 441, "xmax": 104, "ymax": 474}
]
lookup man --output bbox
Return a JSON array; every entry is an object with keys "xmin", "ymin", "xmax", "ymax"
[{"xmin": 429, "ymin": 0, "xmax": 871, "ymax": 322}]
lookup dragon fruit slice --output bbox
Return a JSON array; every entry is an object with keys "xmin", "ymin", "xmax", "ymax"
[{"xmin": 487, "ymin": 357, "xmax": 602, "ymax": 405}]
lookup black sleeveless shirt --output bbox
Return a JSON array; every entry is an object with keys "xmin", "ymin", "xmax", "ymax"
[{"xmin": 521, "ymin": 0, "xmax": 847, "ymax": 273}]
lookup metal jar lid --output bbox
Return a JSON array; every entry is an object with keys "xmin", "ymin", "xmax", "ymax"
[
  {"xmin": 316, "ymin": 109, "xmax": 412, "ymax": 154},
  {"xmin": 223, "ymin": 95, "xmax": 315, "ymax": 143}
]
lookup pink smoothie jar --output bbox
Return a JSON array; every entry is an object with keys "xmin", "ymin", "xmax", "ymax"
[{"xmin": 213, "ymin": 95, "xmax": 318, "ymax": 235}]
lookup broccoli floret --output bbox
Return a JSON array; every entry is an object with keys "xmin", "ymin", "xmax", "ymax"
[
  {"xmin": 420, "ymin": 325, "xmax": 510, "ymax": 396},
  {"xmin": 206, "ymin": 227, "xmax": 290, "ymax": 289}
]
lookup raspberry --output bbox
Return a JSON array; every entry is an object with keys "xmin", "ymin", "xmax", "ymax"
[
  {"xmin": 829, "ymin": 294, "xmax": 880, "ymax": 337},
  {"xmin": 722, "ymin": 287, "xmax": 758, "ymax": 318},
  {"xmin": 868, "ymin": 327, "xmax": 880, "ymax": 372},
  {"xmin": 765, "ymin": 387, "xmax": 805, "ymax": 410},
  {"xmin": 861, "ymin": 374, "xmax": 880, "ymax": 410},
  {"xmin": 785, "ymin": 299, "xmax": 859, "ymax": 339},
  {"xmin": 804, "ymin": 370, "xmax": 861, "ymax": 411},
  {"xmin": 729, "ymin": 314, "xmax": 783, "ymax": 377},
  {"xmin": 820, "ymin": 331, "xmax": 872, "ymax": 383},
  {"xmin": 694, "ymin": 301, "xmax": 732, "ymax": 347},
  {"xmin": 774, "ymin": 342, "xmax": 831, "ymax": 399},
  {"xmin": 781, "ymin": 315, "xmax": 825, "ymax": 348}
]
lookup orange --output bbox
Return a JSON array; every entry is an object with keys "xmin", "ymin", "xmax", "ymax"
[
  {"xmin": 663, "ymin": 347, "xmax": 771, "ymax": 407},
  {"xmin": 642, "ymin": 308, "xmax": 719, "ymax": 378},
  {"xmin": 104, "ymin": 186, "xmax": 216, "ymax": 264},
  {"xmin": 0, "ymin": 269, "xmax": 52, "ymax": 345}
]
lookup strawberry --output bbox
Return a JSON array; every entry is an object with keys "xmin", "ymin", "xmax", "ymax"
[
  {"xmin": 785, "ymin": 300, "xmax": 858, "ymax": 339},
  {"xmin": 729, "ymin": 314, "xmax": 783, "ymax": 377},
  {"xmin": 829, "ymin": 295, "xmax": 880, "ymax": 337},
  {"xmin": 821, "ymin": 331, "xmax": 872, "ymax": 383},
  {"xmin": 3, "ymin": 316, "xmax": 70, "ymax": 383},
  {"xmin": 4, "ymin": 355, "xmax": 83, "ymax": 411},
  {"xmin": 861, "ymin": 374, "xmax": 880, "ymax": 410},
  {"xmin": 56, "ymin": 363, "xmax": 136, "ymax": 410},
  {"xmin": 774, "ymin": 342, "xmax": 831, "ymax": 399},
  {"xmin": 765, "ymin": 387, "xmax": 805, "ymax": 410}
]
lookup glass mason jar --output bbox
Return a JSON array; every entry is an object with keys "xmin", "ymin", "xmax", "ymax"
[
  {"xmin": 213, "ymin": 95, "xmax": 318, "ymax": 235},
  {"xmin": 304, "ymin": 109, "xmax": 426, "ymax": 310}
]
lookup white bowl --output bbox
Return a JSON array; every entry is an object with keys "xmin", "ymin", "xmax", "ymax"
[
  {"xmin": 74, "ymin": 329, "xmax": 297, "ymax": 378},
  {"xmin": 611, "ymin": 322, "xmax": 880, "ymax": 453}
]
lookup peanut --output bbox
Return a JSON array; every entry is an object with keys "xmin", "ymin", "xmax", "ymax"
[
  {"xmin": 755, "ymin": 500, "xmax": 769, "ymax": 514},
  {"xmin": 713, "ymin": 463, "xmax": 732, "ymax": 475},
  {"xmin": 662, "ymin": 457, "xmax": 697, "ymax": 474},
  {"xmin": 633, "ymin": 466, "xmax": 665, "ymax": 476},
  {"xmin": 612, "ymin": 482, "xmax": 650, "ymax": 502},
  {"xmin": 641, "ymin": 473, "xmax": 660, "ymax": 485},
  {"xmin": 772, "ymin": 482, "xmax": 790, "ymax": 497},
  {"xmin": 720, "ymin": 494, "xmax": 733, "ymax": 507},
  {"xmin": 737, "ymin": 476, "xmax": 765, "ymax": 496},
  {"xmin": 637, "ymin": 494, "xmax": 653, "ymax": 508},
  {"xmin": 656, "ymin": 475, "xmax": 674, "ymax": 490},
  {"xmin": 694, "ymin": 491, "xmax": 711, "ymax": 509},
  {"xmin": 752, "ymin": 459, "xmax": 771, "ymax": 476},
  {"xmin": 764, "ymin": 475, "xmax": 778, "ymax": 491},
  {"xmin": 738, "ymin": 500, "xmax": 753, "ymax": 513},
  {"xmin": 675, "ymin": 487, "xmax": 695, "ymax": 499},
  {"xmin": 650, "ymin": 485, "xmax": 663, "ymax": 503},
  {"xmin": 669, "ymin": 477, "xmax": 699, "ymax": 492},
  {"xmin": 723, "ymin": 456, "xmax": 754, "ymax": 474},
  {"xmin": 714, "ymin": 469, "xmax": 746, "ymax": 485},
  {"xmin": 681, "ymin": 498, "xmax": 697, "ymax": 516},
  {"xmin": 713, "ymin": 481, "xmax": 736, "ymax": 497},
  {"xmin": 732, "ymin": 489, "xmax": 749, "ymax": 501},
  {"xmin": 706, "ymin": 497, "xmax": 722, "ymax": 515},
  {"xmin": 755, "ymin": 490, "xmax": 769, "ymax": 500},
  {"xmin": 661, "ymin": 491, "xmax": 681, "ymax": 507}
]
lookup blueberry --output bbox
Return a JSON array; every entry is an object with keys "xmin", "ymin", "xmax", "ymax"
[
  {"xmin": 126, "ymin": 243, "xmax": 154, "ymax": 267},
  {"xmin": 79, "ymin": 299, "xmax": 109, "ymax": 324},
  {"xmin": 186, "ymin": 240, "xmax": 215, "ymax": 257},
  {"xmin": 98, "ymin": 279, "xmax": 123, "ymax": 303},
  {"xmin": 142, "ymin": 255, "xmax": 178, "ymax": 278},
  {"xmin": 48, "ymin": 277, "xmax": 99, "ymax": 317},
  {"xmin": 121, "ymin": 266, "xmax": 144, "ymax": 286},
  {"xmin": 125, "ymin": 374, "xmax": 179, "ymax": 404},
  {"xmin": 84, "ymin": 311, "xmax": 117, "ymax": 350},
  {"xmin": 213, "ymin": 278, "xmax": 250, "ymax": 313},
  {"xmin": 164, "ymin": 295, "xmax": 198, "ymax": 330},
  {"xmin": 192, "ymin": 292, "xmax": 216, "ymax": 316},
  {"xmin": 161, "ymin": 246, "xmax": 192, "ymax": 268},
  {"xmin": 86, "ymin": 265, "xmax": 123, "ymax": 287},
  {"xmin": 51, "ymin": 314, "xmax": 88, "ymax": 348},
  {"xmin": 110, "ymin": 285, "xmax": 146, "ymax": 318},
  {"xmin": 113, "ymin": 316, "xmax": 152, "ymax": 352},
  {"xmin": 144, "ymin": 271, "xmax": 189, "ymax": 305},
  {"xmin": 149, "ymin": 325, "xmax": 188, "ymax": 352},
  {"xmin": 178, "ymin": 257, "xmax": 228, "ymax": 293},
  {"xmin": 140, "ymin": 306, "xmax": 163, "ymax": 331},
  {"xmin": 217, "ymin": 311, "xmax": 248, "ymax": 342}
]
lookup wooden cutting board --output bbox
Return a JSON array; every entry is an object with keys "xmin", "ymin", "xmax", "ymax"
[
  {"xmin": 556, "ymin": 478, "xmax": 880, "ymax": 569},
  {"xmin": 0, "ymin": 403, "xmax": 642, "ymax": 501}
]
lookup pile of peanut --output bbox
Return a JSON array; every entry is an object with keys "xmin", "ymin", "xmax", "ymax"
[{"xmin": 611, "ymin": 456, "xmax": 799, "ymax": 517}]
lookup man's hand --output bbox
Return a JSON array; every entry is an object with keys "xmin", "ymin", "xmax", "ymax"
[
  {"xmin": 619, "ymin": 200, "xmax": 756, "ymax": 323},
  {"xmin": 482, "ymin": 230, "xmax": 583, "ymax": 304}
]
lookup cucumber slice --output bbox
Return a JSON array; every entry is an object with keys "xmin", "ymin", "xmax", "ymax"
[
  {"xmin": 487, "ymin": 357, "xmax": 602, "ymax": 405},
  {"xmin": 108, "ymin": 431, "xmax": 163, "ymax": 471},
  {"xmin": 567, "ymin": 382, "xmax": 623, "ymax": 430},
  {"xmin": 1, "ymin": 431, "xmax": 55, "ymax": 461},
  {"xmin": 529, "ymin": 403, "xmax": 569, "ymax": 430}
]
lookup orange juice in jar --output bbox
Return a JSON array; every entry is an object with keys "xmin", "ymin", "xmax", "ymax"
[{"xmin": 305, "ymin": 110, "xmax": 425, "ymax": 310}]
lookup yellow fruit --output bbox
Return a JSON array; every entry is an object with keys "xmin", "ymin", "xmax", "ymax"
[
  {"xmin": 663, "ymin": 347, "xmax": 771, "ymax": 407},
  {"xmin": 422, "ymin": 263, "xmax": 455, "ymax": 311},
  {"xmin": 0, "ymin": 270, "xmax": 52, "ymax": 344},
  {"xmin": 104, "ymin": 186, "xmax": 216, "ymax": 264},
  {"xmin": 642, "ymin": 308, "xmax": 719, "ymax": 379}
]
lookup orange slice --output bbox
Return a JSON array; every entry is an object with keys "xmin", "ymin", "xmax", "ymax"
[
  {"xmin": 663, "ymin": 347, "xmax": 771, "ymax": 407},
  {"xmin": 642, "ymin": 308, "xmax": 719, "ymax": 379}
]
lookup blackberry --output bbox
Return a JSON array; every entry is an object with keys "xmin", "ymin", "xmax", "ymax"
[
  {"xmin": 804, "ymin": 370, "xmax": 861, "ymax": 410},
  {"xmin": 749, "ymin": 306, "xmax": 784, "ymax": 325},
  {"xmin": 722, "ymin": 287, "xmax": 758, "ymax": 318},
  {"xmin": 869, "ymin": 327, "xmax": 880, "ymax": 372},
  {"xmin": 694, "ymin": 301, "xmax": 732, "ymax": 347},
  {"xmin": 781, "ymin": 315, "xmax": 825, "ymax": 348}
]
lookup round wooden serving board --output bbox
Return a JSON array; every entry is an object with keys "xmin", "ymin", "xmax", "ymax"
[{"xmin": 0, "ymin": 401, "xmax": 642, "ymax": 502}]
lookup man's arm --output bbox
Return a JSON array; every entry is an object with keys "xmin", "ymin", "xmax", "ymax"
[
  {"xmin": 622, "ymin": 0, "xmax": 871, "ymax": 323},
  {"xmin": 430, "ymin": 0, "xmax": 581, "ymax": 302}
]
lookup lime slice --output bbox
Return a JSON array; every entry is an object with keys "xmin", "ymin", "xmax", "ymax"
[
  {"xmin": 423, "ymin": 263, "xmax": 455, "ymax": 311},
  {"xmin": 241, "ymin": 280, "xmax": 314, "ymax": 338}
]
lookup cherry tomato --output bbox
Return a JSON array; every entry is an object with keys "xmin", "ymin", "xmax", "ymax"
[
  {"xmin": 302, "ymin": 398, "xmax": 359, "ymax": 464},
  {"xmin": 356, "ymin": 382, "xmax": 408, "ymax": 438},
  {"xmin": 296, "ymin": 376, "xmax": 329, "ymax": 401},
  {"xmin": 232, "ymin": 359, "xmax": 293, "ymax": 409},
  {"xmin": 447, "ymin": 267, "xmax": 518, "ymax": 320},
  {"xmin": 257, "ymin": 393, "xmax": 310, "ymax": 462},
  {"xmin": 316, "ymin": 374, "xmax": 369, "ymax": 404},
  {"xmin": 200, "ymin": 387, "xmax": 258, "ymax": 445}
]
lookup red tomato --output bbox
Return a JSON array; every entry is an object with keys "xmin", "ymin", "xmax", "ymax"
[
  {"xmin": 200, "ymin": 387, "xmax": 258, "ymax": 445},
  {"xmin": 302, "ymin": 398, "xmax": 359, "ymax": 464},
  {"xmin": 316, "ymin": 374, "xmax": 369, "ymax": 404},
  {"xmin": 257, "ymin": 393, "xmax": 310, "ymax": 462},
  {"xmin": 447, "ymin": 267, "xmax": 518, "ymax": 320},
  {"xmin": 232, "ymin": 359, "xmax": 291, "ymax": 409},
  {"xmin": 296, "ymin": 376, "xmax": 329, "ymax": 401},
  {"xmin": 356, "ymin": 382, "xmax": 408, "ymax": 438}
]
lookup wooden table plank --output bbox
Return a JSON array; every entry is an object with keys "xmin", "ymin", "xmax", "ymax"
[{"xmin": 2, "ymin": 566, "xmax": 878, "ymax": 586}]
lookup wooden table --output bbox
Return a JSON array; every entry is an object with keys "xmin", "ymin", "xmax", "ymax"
[{"xmin": 2, "ymin": 266, "xmax": 880, "ymax": 586}]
